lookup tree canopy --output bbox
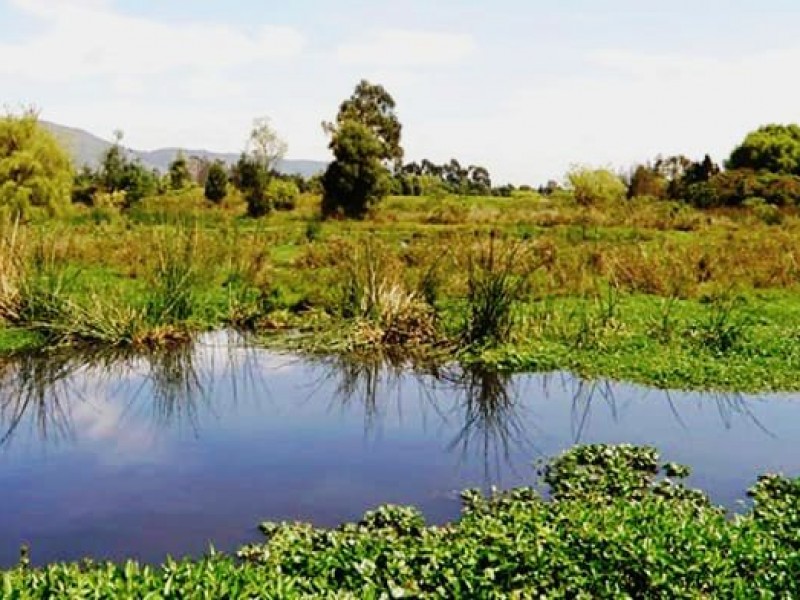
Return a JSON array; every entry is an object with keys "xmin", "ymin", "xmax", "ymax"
[
  {"xmin": 727, "ymin": 124, "xmax": 800, "ymax": 175},
  {"xmin": 247, "ymin": 117, "xmax": 287, "ymax": 173},
  {"xmin": 0, "ymin": 110, "xmax": 73, "ymax": 217},
  {"xmin": 325, "ymin": 80, "xmax": 403, "ymax": 167}
]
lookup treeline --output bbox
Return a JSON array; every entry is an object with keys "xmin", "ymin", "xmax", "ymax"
[
  {"xmin": 393, "ymin": 159, "xmax": 494, "ymax": 196},
  {"xmin": 622, "ymin": 135, "xmax": 800, "ymax": 207},
  {"xmin": 70, "ymin": 124, "xmax": 313, "ymax": 217},
  {"xmin": 4, "ymin": 95, "xmax": 800, "ymax": 221}
]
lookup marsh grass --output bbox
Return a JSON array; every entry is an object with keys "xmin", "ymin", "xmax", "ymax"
[
  {"xmin": 647, "ymin": 295, "xmax": 681, "ymax": 343},
  {"xmin": 4, "ymin": 195, "xmax": 800, "ymax": 390},
  {"xmin": 459, "ymin": 233, "xmax": 549, "ymax": 346},
  {"xmin": 223, "ymin": 250, "xmax": 273, "ymax": 328},
  {"xmin": 0, "ymin": 217, "xmax": 24, "ymax": 322},
  {"xmin": 570, "ymin": 285, "xmax": 624, "ymax": 350},
  {"xmin": 0, "ymin": 223, "xmax": 208, "ymax": 348},
  {"xmin": 143, "ymin": 228, "xmax": 200, "ymax": 325},
  {"xmin": 687, "ymin": 295, "xmax": 749, "ymax": 355},
  {"xmin": 335, "ymin": 237, "xmax": 440, "ymax": 348}
]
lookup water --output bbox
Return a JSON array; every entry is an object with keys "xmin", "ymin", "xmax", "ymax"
[{"xmin": 1, "ymin": 332, "xmax": 799, "ymax": 567}]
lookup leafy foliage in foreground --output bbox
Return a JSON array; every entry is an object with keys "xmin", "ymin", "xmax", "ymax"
[{"xmin": 4, "ymin": 445, "xmax": 800, "ymax": 598}]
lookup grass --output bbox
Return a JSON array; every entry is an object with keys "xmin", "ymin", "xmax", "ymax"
[
  {"xmin": 0, "ymin": 328, "xmax": 41, "ymax": 354},
  {"xmin": 4, "ymin": 444, "xmax": 800, "ymax": 597},
  {"xmin": 468, "ymin": 292, "xmax": 800, "ymax": 392},
  {"xmin": 3, "ymin": 192, "xmax": 800, "ymax": 391}
]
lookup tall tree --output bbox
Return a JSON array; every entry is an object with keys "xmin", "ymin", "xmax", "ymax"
[
  {"xmin": 322, "ymin": 121, "xmax": 390, "ymax": 218},
  {"xmin": 321, "ymin": 81, "xmax": 402, "ymax": 218},
  {"xmin": 247, "ymin": 117, "xmax": 288, "ymax": 174},
  {"xmin": 468, "ymin": 165, "xmax": 492, "ymax": 195}
]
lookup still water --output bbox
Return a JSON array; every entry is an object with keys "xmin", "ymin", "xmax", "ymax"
[{"xmin": 1, "ymin": 332, "xmax": 799, "ymax": 566}]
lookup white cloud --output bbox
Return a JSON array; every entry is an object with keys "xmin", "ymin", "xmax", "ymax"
[
  {"xmin": 0, "ymin": 0, "xmax": 306, "ymax": 82},
  {"xmin": 406, "ymin": 46, "xmax": 800, "ymax": 184},
  {"xmin": 337, "ymin": 29, "xmax": 475, "ymax": 67}
]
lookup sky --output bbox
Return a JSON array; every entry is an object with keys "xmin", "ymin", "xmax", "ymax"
[{"xmin": 1, "ymin": 0, "xmax": 799, "ymax": 184}]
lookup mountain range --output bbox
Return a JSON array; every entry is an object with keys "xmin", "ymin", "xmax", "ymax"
[{"xmin": 41, "ymin": 121, "xmax": 327, "ymax": 178}]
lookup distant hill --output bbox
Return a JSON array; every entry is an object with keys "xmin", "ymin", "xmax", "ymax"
[{"xmin": 41, "ymin": 121, "xmax": 327, "ymax": 178}]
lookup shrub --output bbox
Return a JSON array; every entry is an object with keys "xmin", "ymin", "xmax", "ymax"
[
  {"xmin": 567, "ymin": 166, "xmax": 627, "ymax": 205},
  {"xmin": 232, "ymin": 155, "xmax": 272, "ymax": 217},
  {"xmin": 743, "ymin": 197, "xmax": 783, "ymax": 225},
  {"xmin": 627, "ymin": 164, "xmax": 667, "ymax": 199},
  {"xmin": 692, "ymin": 170, "xmax": 800, "ymax": 207},
  {"xmin": 268, "ymin": 178, "xmax": 300, "ymax": 211},
  {"xmin": 203, "ymin": 161, "xmax": 228, "ymax": 203}
]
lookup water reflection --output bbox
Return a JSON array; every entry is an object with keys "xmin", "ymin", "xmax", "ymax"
[
  {"xmin": 0, "ymin": 334, "xmax": 799, "ymax": 565},
  {"xmin": 440, "ymin": 367, "xmax": 532, "ymax": 482},
  {"xmin": 0, "ymin": 332, "xmax": 274, "ymax": 445},
  {"xmin": 0, "ymin": 339, "xmax": 779, "ymax": 467}
]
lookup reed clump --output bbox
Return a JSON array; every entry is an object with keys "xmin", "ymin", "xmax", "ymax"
[
  {"xmin": 458, "ymin": 233, "xmax": 552, "ymax": 347},
  {"xmin": 335, "ymin": 238, "xmax": 440, "ymax": 348}
]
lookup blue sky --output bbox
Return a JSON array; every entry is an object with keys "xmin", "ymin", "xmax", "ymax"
[{"xmin": 1, "ymin": 0, "xmax": 799, "ymax": 183}]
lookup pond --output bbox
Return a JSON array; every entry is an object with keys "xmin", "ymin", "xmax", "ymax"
[{"xmin": 1, "ymin": 332, "xmax": 799, "ymax": 567}]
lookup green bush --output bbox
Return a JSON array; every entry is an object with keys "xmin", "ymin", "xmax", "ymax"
[
  {"xmin": 691, "ymin": 169, "xmax": 800, "ymax": 207},
  {"xmin": 743, "ymin": 196, "xmax": 783, "ymax": 225},
  {"xmin": 567, "ymin": 166, "xmax": 627, "ymax": 205},
  {"xmin": 268, "ymin": 179, "xmax": 300, "ymax": 211},
  {"xmin": 203, "ymin": 161, "xmax": 228, "ymax": 203}
]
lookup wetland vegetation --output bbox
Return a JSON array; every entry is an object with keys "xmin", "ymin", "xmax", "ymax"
[{"xmin": 3, "ymin": 81, "xmax": 800, "ymax": 595}]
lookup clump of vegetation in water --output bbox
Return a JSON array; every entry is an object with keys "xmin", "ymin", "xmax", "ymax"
[{"xmin": 4, "ymin": 444, "xmax": 800, "ymax": 597}]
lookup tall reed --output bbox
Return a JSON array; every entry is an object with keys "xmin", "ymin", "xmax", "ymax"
[
  {"xmin": 144, "ymin": 226, "xmax": 200, "ymax": 325},
  {"xmin": 0, "ymin": 216, "xmax": 24, "ymax": 322},
  {"xmin": 460, "ymin": 233, "xmax": 548, "ymax": 347}
]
